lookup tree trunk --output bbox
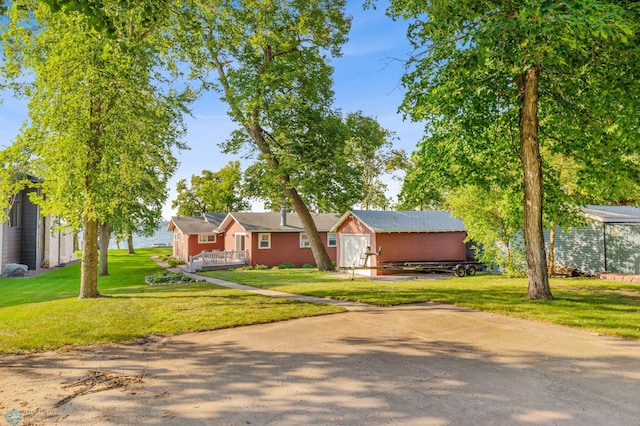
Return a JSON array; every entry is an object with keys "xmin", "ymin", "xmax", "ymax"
[
  {"xmin": 547, "ymin": 223, "xmax": 556, "ymax": 276},
  {"xmin": 518, "ymin": 66, "xmax": 552, "ymax": 300},
  {"xmin": 127, "ymin": 232, "xmax": 135, "ymax": 254},
  {"xmin": 247, "ymin": 124, "xmax": 335, "ymax": 271},
  {"xmin": 98, "ymin": 222, "xmax": 110, "ymax": 276},
  {"xmin": 79, "ymin": 217, "xmax": 100, "ymax": 299},
  {"xmin": 284, "ymin": 185, "xmax": 334, "ymax": 270}
]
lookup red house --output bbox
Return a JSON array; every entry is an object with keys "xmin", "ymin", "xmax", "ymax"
[
  {"xmin": 168, "ymin": 213, "xmax": 226, "ymax": 263},
  {"xmin": 332, "ymin": 210, "xmax": 468, "ymax": 276},
  {"xmin": 217, "ymin": 210, "xmax": 339, "ymax": 267},
  {"xmin": 168, "ymin": 210, "xmax": 339, "ymax": 269}
]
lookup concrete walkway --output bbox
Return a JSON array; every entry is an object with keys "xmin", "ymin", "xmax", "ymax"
[{"xmin": 174, "ymin": 268, "xmax": 375, "ymax": 311}]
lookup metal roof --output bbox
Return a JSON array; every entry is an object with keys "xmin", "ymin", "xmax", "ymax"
[
  {"xmin": 222, "ymin": 212, "xmax": 341, "ymax": 233},
  {"xmin": 333, "ymin": 210, "xmax": 466, "ymax": 233},
  {"xmin": 583, "ymin": 205, "xmax": 640, "ymax": 224}
]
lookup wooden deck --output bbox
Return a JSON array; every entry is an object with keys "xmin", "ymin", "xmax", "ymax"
[{"xmin": 185, "ymin": 250, "xmax": 248, "ymax": 272}]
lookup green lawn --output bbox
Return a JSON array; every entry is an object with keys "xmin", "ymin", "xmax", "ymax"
[
  {"xmin": 0, "ymin": 248, "xmax": 343, "ymax": 354},
  {"xmin": 204, "ymin": 269, "xmax": 640, "ymax": 340}
]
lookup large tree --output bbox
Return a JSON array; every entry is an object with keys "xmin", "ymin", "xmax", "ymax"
[
  {"xmin": 239, "ymin": 111, "xmax": 401, "ymax": 213},
  {"xmin": 172, "ymin": 161, "xmax": 250, "ymax": 216},
  {"xmin": 2, "ymin": 0, "xmax": 186, "ymax": 297},
  {"xmin": 174, "ymin": 0, "xmax": 351, "ymax": 270},
  {"xmin": 344, "ymin": 112, "xmax": 405, "ymax": 210},
  {"xmin": 388, "ymin": 0, "xmax": 640, "ymax": 299}
]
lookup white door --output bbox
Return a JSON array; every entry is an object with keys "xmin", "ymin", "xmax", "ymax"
[
  {"xmin": 235, "ymin": 234, "xmax": 246, "ymax": 251},
  {"xmin": 340, "ymin": 234, "xmax": 371, "ymax": 276}
]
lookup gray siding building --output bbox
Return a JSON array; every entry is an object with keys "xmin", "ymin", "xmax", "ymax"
[
  {"xmin": 547, "ymin": 206, "xmax": 640, "ymax": 275},
  {"xmin": 1, "ymin": 183, "xmax": 76, "ymax": 273}
]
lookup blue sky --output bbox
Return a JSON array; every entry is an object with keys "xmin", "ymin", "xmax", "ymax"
[{"xmin": 0, "ymin": 1, "xmax": 425, "ymax": 219}]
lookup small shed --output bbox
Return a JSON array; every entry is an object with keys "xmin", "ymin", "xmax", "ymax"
[
  {"xmin": 549, "ymin": 205, "xmax": 640, "ymax": 275},
  {"xmin": 331, "ymin": 210, "xmax": 468, "ymax": 276}
]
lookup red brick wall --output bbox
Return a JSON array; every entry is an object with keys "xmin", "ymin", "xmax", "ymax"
[
  {"xmin": 171, "ymin": 231, "xmax": 223, "ymax": 262},
  {"xmin": 187, "ymin": 234, "xmax": 224, "ymax": 258},
  {"xmin": 250, "ymin": 231, "xmax": 336, "ymax": 267}
]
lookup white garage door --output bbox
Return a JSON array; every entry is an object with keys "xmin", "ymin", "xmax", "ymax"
[{"xmin": 340, "ymin": 234, "xmax": 371, "ymax": 277}]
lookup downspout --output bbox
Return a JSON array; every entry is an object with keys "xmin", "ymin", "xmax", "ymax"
[{"xmin": 602, "ymin": 222, "xmax": 608, "ymax": 272}]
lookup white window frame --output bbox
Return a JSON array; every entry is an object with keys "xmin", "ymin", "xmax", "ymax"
[
  {"xmin": 258, "ymin": 232, "xmax": 271, "ymax": 249},
  {"xmin": 300, "ymin": 232, "xmax": 311, "ymax": 248},
  {"xmin": 327, "ymin": 232, "xmax": 337, "ymax": 247},
  {"xmin": 198, "ymin": 234, "xmax": 216, "ymax": 244}
]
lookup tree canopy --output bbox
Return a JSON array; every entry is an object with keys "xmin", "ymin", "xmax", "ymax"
[
  {"xmin": 1, "ymin": 0, "xmax": 187, "ymax": 297},
  {"xmin": 174, "ymin": 0, "xmax": 351, "ymax": 270},
  {"xmin": 389, "ymin": 0, "xmax": 640, "ymax": 298},
  {"xmin": 172, "ymin": 161, "xmax": 250, "ymax": 216}
]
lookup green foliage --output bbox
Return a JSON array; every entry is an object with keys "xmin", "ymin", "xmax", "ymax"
[
  {"xmin": 166, "ymin": 258, "xmax": 184, "ymax": 268},
  {"xmin": 172, "ymin": 161, "xmax": 250, "ymax": 216},
  {"xmin": 254, "ymin": 264, "xmax": 269, "ymax": 270},
  {"xmin": 173, "ymin": 0, "xmax": 350, "ymax": 270},
  {"xmin": 302, "ymin": 263, "xmax": 315, "ymax": 269},
  {"xmin": 277, "ymin": 262, "xmax": 296, "ymax": 269},
  {"xmin": 1, "ymin": 0, "xmax": 189, "ymax": 295},
  {"xmin": 390, "ymin": 0, "xmax": 640, "ymax": 294},
  {"xmin": 147, "ymin": 271, "xmax": 195, "ymax": 285},
  {"xmin": 446, "ymin": 185, "xmax": 524, "ymax": 272}
]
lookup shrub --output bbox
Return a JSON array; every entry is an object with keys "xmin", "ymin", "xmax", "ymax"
[
  {"xmin": 146, "ymin": 271, "xmax": 193, "ymax": 285},
  {"xmin": 302, "ymin": 263, "xmax": 315, "ymax": 269},
  {"xmin": 254, "ymin": 264, "xmax": 269, "ymax": 270},
  {"xmin": 167, "ymin": 258, "xmax": 183, "ymax": 268},
  {"xmin": 237, "ymin": 265, "xmax": 254, "ymax": 271},
  {"xmin": 277, "ymin": 262, "xmax": 295, "ymax": 269}
]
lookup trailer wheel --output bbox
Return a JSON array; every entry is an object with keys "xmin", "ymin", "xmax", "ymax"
[
  {"xmin": 455, "ymin": 265, "xmax": 466, "ymax": 277},
  {"xmin": 466, "ymin": 265, "xmax": 476, "ymax": 276}
]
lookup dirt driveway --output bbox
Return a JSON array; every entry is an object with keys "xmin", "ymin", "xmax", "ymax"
[{"xmin": 1, "ymin": 301, "xmax": 640, "ymax": 425}]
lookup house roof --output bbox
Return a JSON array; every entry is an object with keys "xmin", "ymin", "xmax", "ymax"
[
  {"xmin": 167, "ymin": 214, "xmax": 224, "ymax": 235},
  {"xmin": 331, "ymin": 210, "xmax": 467, "ymax": 233},
  {"xmin": 220, "ymin": 212, "xmax": 341, "ymax": 233},
  {"xmin": 583, "ymin": 205, "xmax": 640, "ymax": 224}
]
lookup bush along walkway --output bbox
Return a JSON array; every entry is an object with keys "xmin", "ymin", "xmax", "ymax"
[{"xmin": 170, "ymin": 267, "xmax": 374, "ymax": 312}]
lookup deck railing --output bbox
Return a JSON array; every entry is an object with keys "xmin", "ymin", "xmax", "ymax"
[{"xmin": 189, "ymin": 250, "xmax": 248, "ymax": 269}]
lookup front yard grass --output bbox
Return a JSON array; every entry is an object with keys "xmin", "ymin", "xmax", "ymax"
[
  {"xmin": 203, "ymin": 269, "xmax": 640, "ymax": 340},
  {"xmin": 0, "ymin": 248, "xmax": 343, "ymax": 354}
]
